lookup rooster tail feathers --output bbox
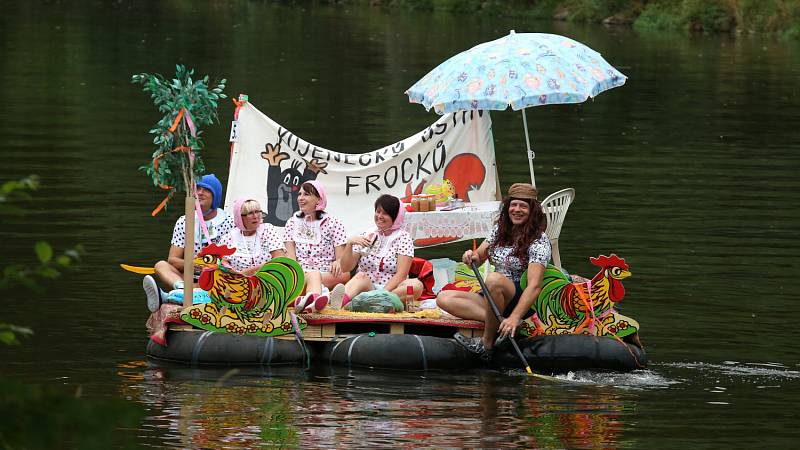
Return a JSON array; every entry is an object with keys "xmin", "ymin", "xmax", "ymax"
[
  {"xmin": 254, "ymin": 257, "xmax": 305, "ymax": 309},
  {"xmin": 532, "ymin": 264, "xmax": 571, "ymax": 317}
]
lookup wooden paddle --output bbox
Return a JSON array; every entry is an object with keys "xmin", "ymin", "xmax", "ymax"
[
  {"xmin": 120, "ymin": 264, "xmax": 156, "ymax": 275},
  {"xmin": 470, "ymin": 261, "xmax": 558, "ymax": 381}
]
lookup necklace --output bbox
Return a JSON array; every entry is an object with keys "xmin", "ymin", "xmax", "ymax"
[
  {"xmin": 299, "ymin": 219, "xmax": 317, "ymax": 242},
  {"xmin": 241, "ymin": 232, "xmax": 259, "ymax": 267}
]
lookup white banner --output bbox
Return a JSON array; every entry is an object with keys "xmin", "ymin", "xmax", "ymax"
[{"xmin": 225, "ymin": 102, "xmax": 497, "ymax": 237}]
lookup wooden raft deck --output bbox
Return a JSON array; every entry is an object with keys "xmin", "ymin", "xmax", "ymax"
[{"xmin": 285, "ymin": 311, "xmax": 484, "ymax": 342}]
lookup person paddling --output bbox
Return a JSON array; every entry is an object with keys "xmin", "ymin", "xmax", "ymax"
[{"xmin": 436, "ymin": 183, "xmax": 551, "ymax": 361}]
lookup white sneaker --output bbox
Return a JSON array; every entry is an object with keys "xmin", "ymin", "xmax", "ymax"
[
  {"xmin": 143, "ymin": 275, "xmax": 161, "ymax": 312},
  {"xmin": 330, "ymin": 283, "xmax": 346, "ymax": 309}
]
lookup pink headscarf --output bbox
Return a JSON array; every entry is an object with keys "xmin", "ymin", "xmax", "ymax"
[
  {"xmin": 305, "ymin": 180, "xmax": 327, "ymax": 211},
  {"xmin": 389, "ymin": 200, "xmax": 406, "ymax": 232},
  {"xmin": 232, "ymin": 197, "xmax": 257, "ymax": 231}
]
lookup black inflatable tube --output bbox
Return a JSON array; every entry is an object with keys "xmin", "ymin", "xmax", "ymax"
[
  {"xmin": 146, "ymin": 331, "xmax": 647, "ymax": 372},
  {"xmin": 490, "ymin": 334, "xmax": 647, "ymax": 373},
  {"xmin": 321, "ymin": 334, "xmax": 481, "ymax": 371},
  {"xmin": 146, "ymin": 330, "xmax": 309, "ymax": 366}
]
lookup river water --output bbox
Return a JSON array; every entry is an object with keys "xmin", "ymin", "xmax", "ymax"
[{"xmin": 1, "ymin": 1, "xmax": 799, "ymax": 448}]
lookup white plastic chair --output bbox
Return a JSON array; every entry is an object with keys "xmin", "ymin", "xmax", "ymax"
[{"xmin": 541, "ymin": 188, "xmax": 575, "ymax": 269}]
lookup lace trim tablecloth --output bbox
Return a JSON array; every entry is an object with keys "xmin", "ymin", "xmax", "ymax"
[{"xmin": 403, "ymin": 201, "xmax": 500, "ymax": 240}]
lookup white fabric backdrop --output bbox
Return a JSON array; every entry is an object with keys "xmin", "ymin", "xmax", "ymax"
[{"xmin": 225, "ymin": 102, "xmax": 497, "ymax": 236}]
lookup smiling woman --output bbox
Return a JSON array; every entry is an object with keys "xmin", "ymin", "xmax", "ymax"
[
  {"xmin": 437, "ymin": 183, "xmax": 550, "ymax": 359},
  {"xmin": 218, "ymin": 198, "xmax": 285, "ymax": 276}
]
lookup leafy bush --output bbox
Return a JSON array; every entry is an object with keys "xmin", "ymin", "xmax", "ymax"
[
  {"xmin": 681, "ymin": 0, "xmax": 734, "ymax": 32},
  {"xmin": 634, "ymin": 1, "xmax": 684, "ymax": 31},
  {"xmin": 564, "ymin": 0, "xmax": 629, "ymax": 22}
]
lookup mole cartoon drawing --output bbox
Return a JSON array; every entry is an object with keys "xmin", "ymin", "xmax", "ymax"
[{"xmin": 260, "ymin": 142, "xmax": 328, "ymax": 226}]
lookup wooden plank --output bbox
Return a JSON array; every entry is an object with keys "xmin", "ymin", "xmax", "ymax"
[
  {"xmin": 458, "ymin": 327, "xmax": 476, "ymax": 338},
  {"xmin": 322, "ymin": 323, "xmax": 336, "ymax": 338},
  {"xmin": 302, "ymin": 324, "xmax": 322, "ymax": 338}
]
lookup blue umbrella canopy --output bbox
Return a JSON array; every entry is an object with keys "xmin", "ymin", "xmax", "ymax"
[
  {"xmin": 406, "ymin": 31, "xmax": 627, "ymax": 114},
  {"xmin": 405, "ymin": 30, "xmax": 627, "ymax": 187}
]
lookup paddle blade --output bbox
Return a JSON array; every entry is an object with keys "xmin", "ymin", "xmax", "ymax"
[{"xmin": 120, "ymin": 264, "xmax": 155, "ymax": 275}]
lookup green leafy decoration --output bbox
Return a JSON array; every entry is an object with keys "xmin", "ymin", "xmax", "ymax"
[
  {"xmin": 131, "ymin": 65, "xmax": 227, "ymax": 195},
  {"xmin": 34, "ymin": 241, "xmax": 53, "ymax": 263}
]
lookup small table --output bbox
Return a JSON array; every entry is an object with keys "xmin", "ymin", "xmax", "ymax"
[{"xmin": 403, "ymin": 201, "xmax": 500, "ymax": 244}]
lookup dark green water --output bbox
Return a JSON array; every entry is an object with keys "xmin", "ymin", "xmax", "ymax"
[{"xmin": 2, "ymin": 1, "xmax": 799, "ymax": 448}]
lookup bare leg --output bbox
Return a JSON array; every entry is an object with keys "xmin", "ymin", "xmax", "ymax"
[
  {"xmin": 344, "ymin": 272, "xmax": 374, "ymax": 299},
  {"xmin": 436, "ymin": 289, "xmax": 487, "ymax": 321},
  {"xmin": 321, "ymin": 271, "xmax": 350, "ymax": 290},
  {"xmin": 305, "ymin": 271, "xmax": 322, "ymax": 295},
  {"xmin": 391, "ymin": 278, "xmax": 424, "ymax": 301},
  {"xmin": 481, "ymin": 272, "xmax": 515, "ymax": 350},
  {"xmin": 154, "ymin": 260, "xmax": 183, "ymax": 289}
]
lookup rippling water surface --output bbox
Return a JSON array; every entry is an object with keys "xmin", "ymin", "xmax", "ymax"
[{"xmin": 1, "ymin": 1, "xmax": 799, "ymax": 448}]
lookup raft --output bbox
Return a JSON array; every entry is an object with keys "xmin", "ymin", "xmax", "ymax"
[{"xmin": 145, "ymin": 322, "xmax": 646, "ymax": 373}]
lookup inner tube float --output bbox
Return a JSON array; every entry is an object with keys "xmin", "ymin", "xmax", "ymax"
[
  {"xmin": 146, "ymin": 330, "xmax": 310, "ymax": 366},
  {"xmin": 491, "ymin": 334, "xmax": 647, "ymax": 373},
  {"xmin": 321, "ymin": 334, "xmax": 480, "ymax": 371}
]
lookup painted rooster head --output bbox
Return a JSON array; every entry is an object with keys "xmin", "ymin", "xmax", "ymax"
[
  {"xmin": 194, "ymin": 244, "xmax": 236, "ymax": 270},
  {"xmin": 589, "ymin": 254, "xmax": 631, "ymax": 302}
]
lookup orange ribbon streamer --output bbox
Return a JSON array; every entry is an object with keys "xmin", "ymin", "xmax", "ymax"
[
  {"xmin": 150, "ymin": 145, "xmax": 193, "ymax": 216},
  {"xmin": 169, "ymin": 108, "xmax": 186, "ymax": 133}
]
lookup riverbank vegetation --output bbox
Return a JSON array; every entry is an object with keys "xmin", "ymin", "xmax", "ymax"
[{"xmin": 356, "ymin": 0, "xmax": 800, "ymax": 39}]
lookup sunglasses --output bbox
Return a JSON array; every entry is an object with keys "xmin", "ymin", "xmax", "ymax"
[{"xmin": 241, "ymin": 210, "xmax": 262, "ymax": 217}]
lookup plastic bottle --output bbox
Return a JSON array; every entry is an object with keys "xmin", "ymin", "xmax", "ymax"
[{"xmin": 405, "ymin": 285, "xmax": 416, "ymax": 313}]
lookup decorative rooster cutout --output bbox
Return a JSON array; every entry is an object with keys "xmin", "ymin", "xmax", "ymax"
[
  {"xmin": 520, "ymin": 254, "xmax": 639, "ymax": 338},
  {"xmin": 180, "ymin": 244, "xmax": 305, "ymax": 336}
]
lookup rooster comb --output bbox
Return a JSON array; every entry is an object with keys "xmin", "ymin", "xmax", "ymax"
[
  {"xmin": 198, "ymin": 243, "xmax": 236, "ymax": 258},
  {"xmin": 589, "ymin": 254, "xmax": 628, "ymax": 270}
]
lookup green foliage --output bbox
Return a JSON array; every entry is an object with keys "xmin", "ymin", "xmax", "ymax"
[
  {"xmin": 0, "ymin": 377, "xmax": 143, "ymax": 449},
  {"xmin": 522, "ymin": 0, "xmax": 562, "ymax": 19},
  {"xmin": 131, "ymin": 64, "xmax": 227, "ymax": 194},
  {"xmin": 1, "ymin": 238, "xmax": 85, "ymax": 294},
  {"xmin": 393, "ymin": 0, "xmax": 433, "ymax": 11},
  {"xmin": 737, "ymin": 0, "xmax": 800, "ymax": 34},
  {"xmin": 681, "ymin": 0, "xmax": 733, "ymax": 32},
  {"xmin": 564, "ymin": 0, "xmax": 629, "ymax": 22},
  {"xmin": 0, "ymin": 323, "xmax": 33, "ymax": 345},
  {"xmin": 1, "ymin": 176, "xmax": 85, "ymax": 345},
  {"xmin": 634, "ymin": 1, "xmax": 684, "ymax": 31},
  {"xmin": 0, "ymin": 175, "xmax": 39, "ymax": 216}
]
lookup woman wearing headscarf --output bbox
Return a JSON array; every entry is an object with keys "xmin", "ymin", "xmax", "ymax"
[
  {"xmin": 218, "ymin": 198, "xmax": 285, "ymax": 275},
  {"xmin": 331, "ymin": 194, "xmax": 423, "ymax": 309},
  {"xmin": 284, "ymin": 181, "xmax": 350, "ymax": 313},
  {"xmin": 436, "ymin": 183, "xmax": 551, "ymax": 360}
]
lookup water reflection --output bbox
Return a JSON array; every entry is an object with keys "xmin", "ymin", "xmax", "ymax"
[{"xmin": 116, "ymin": 362, "xmax": 647, "ymax": 448}]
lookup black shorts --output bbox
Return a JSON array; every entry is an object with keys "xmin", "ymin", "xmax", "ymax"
[{"xmin": 478, "ymin": 280, "xmax": 534, "ymax": 319}]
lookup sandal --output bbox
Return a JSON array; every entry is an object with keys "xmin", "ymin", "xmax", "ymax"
[{"xmin": 454, "ymin": 332, "xmax": 491, "ymax": 361}]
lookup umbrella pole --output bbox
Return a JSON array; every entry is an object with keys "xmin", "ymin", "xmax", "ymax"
[{"xmin": 521, "ymin": 109, "xmax": 536, "ymax": 188}]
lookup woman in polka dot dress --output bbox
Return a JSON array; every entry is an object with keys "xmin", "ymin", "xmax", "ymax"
[
  {"xmin": 285, "ymin": 181, "xmax": 350, "ymax": 313},
  {"xmin": 219, "ymin": 198, "xmax": 285, "ymax": 275},
  {"xmin": 436, "ymin": 183, "xmax": 551, "ymax": 360},
  {"xmin": 333, "ymin": 194, "xmax": 423, "ymax": 309}
]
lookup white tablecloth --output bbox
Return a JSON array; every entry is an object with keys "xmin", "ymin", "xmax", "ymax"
[{"xmin": 403, "ymin": 201, "xmax": 500, "ymax": 242}]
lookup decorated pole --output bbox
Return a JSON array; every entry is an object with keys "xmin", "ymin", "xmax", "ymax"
[{"xmin": 132, "ymin": 65, "xmax": 226, "ymax": 307}]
